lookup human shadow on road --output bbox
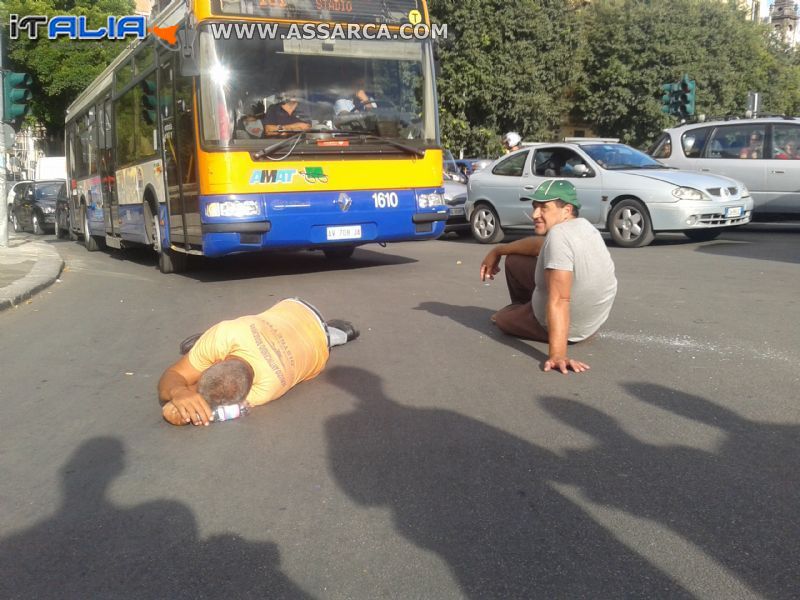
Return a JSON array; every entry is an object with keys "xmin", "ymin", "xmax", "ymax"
[
  {"xmin": 538, "ymin": 383, "xmax": 799, "ymax": 599},
  {"xmin": 414, "ymin": 301, "xmax": 547, "ymax": 362},
  {"xmin": 324, "ymin": 366, "xmax": 691, "ymax": 598},
  {"xmin": 0, "ymin": 437, "xmax": 313, "ymax": 600}
]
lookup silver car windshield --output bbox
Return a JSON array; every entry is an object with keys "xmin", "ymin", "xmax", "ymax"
[
  {"xmin": 198, "ymin": 26, "xmax": 437, "ymax": 151},
  {"xmin": 582, "ymin": 143, "xmax": 664, "ymax": 170}
]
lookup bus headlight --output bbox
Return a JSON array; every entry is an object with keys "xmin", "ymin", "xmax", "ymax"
[
  {"xmin": 417, "ymin": 192, "xmax": 444, "ymax": 209},
  {"xmin": 205, "ymin": 200, "xmax": 261, "ymax": 218}
]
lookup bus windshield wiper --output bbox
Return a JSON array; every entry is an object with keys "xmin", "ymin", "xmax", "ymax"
[
  {"xmin": 254, "ymin": 132, "xmax": 307, "ymax": 159},
  {"xmin": 254, "ymin": 129, "xmax": 332, "ymax": 158},
  {"xmin": 335, "ymin": 130, "xmax": 426, "ymax": 157}
]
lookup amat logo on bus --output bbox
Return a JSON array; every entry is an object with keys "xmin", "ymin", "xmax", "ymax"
[{"xmin": 250, "ymin": 169, "xmax": 297, "ymax": 184}]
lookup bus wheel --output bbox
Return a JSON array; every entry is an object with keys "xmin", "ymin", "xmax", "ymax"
[
  {"xmin": 323, "ymin": 247, "xmax": 355, "ymax": 259},
  {"xmin": 158, "ymin": 248, "xmax": 188, "ymax": 274},
  {"xmin": 82, "ymin": 207, "xmax": 100, "ymax": 251}
]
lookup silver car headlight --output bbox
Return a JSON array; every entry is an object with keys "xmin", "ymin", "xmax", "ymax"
[
  {"xmin": 672, "ymin": 186, "xmax": 705, "ymax": 201},
  {"xmin": 417, "ymin": 192, "xmax": 444, "ymax": 209},
  {"xmin": 739, "ymin": 185, "xmax": 750, "ymax": 198},
  {"xmin": 205, "ymin": 200, "xmax": 261, "ymax": 218}
]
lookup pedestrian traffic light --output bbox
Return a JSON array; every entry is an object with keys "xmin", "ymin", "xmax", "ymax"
[
  {"xmin": 2, "ymin": 71, "xmax": 33, "ymax": 131},
  {"xmin": 140, "ymin": 79, "xmax": 158, "ymax": 125},
  {"xmin": 678, "ymin": 75, "xmax": 696, "ymax": 117}
]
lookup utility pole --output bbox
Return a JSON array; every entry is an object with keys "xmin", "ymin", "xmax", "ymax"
[{"xmin": 1, "ymin": 29, "xmax": 9, "ymax": 248}]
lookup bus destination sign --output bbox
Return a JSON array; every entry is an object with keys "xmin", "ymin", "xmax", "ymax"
[{"xmin": 214, "ymin": 0, "xmax": 424, "ymax": 25}]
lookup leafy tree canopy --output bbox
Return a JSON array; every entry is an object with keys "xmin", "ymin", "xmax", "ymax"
[
  {"xmin": 429, "ymin": 0, "xmax": 581, "ymax": 156},
  {"xmin": 1, "ymin": 0, "xmax": 135, "ymax": 135}
]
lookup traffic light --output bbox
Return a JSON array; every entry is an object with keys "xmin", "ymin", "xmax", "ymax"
[
  {"xmin": 140, "ymin": 79, "xmax": 158, "ymax": 125},
  {"xmin": 660, "ymin": 83, "xmax": 674, "ymax": 114},
  {"xmin": 660, "ymin": 82, "xmax": 679, "ymax": 116},
  {"xmin": 678, "ymin": 75, "xmax": 696, "ymax": 117},
  {"xmin": 660, "ymin": 76, "xmax": 697, "ymax": 118},
  {"xmin": 2, "ymin": 71, "xmax": 33, "ymax": 131}
]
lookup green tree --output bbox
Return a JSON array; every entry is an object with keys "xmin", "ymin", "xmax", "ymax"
[
  {"xmin": 429, "ymin": 0, "xmax": 580, "ymax": 156},
  {"xmin": 573, "ymin": 0, "xmax": 795, "ymax": 147},
  {"xmin": 1, "ymin": 0, "xmax": 134, "ymax": 150}
]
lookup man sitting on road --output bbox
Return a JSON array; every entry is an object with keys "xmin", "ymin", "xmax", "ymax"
[
  {"xmin": 158, "ymin": 299, "xmax": 358, "ymax": 426},
  {"xmin": 479, "ymin": 180, "xmax": 617, "ymax": 374}
]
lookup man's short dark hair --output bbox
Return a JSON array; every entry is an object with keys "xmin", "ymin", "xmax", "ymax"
[
  {"xmin": 197, "ymin": 358, "xmax": 254, "ymax": 407},
  {"xmin": 553, "ymin": 199, "xmax": 580, "ymax": 217}
]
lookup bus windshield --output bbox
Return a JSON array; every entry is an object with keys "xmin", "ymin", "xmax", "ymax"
[{"xmin": 198, "ymin": 26, "xmax": 437, "ymax": 153}]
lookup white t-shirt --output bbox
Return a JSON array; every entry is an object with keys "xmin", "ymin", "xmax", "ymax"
[{"xmin": 532, "ymin": 218, "xmax": 617, "ymax": 342}]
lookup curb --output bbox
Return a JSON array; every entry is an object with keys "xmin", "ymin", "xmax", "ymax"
[{"xmin": 0, "ymin": 242, "xmax": 65, "ymax": 312}]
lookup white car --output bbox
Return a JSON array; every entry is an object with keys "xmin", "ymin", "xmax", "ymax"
[{"xmin": 465, "ymin": 141, "xmax": 753, "ymax": 247}]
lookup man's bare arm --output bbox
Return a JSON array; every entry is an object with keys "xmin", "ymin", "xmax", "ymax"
[
  {"xmin": 157, "ymin": 355, "xmax": 212, "ymax": 426},
  {"xmin": 543, "ymin": 268, "xmax": 589, "ymax": 374},
  {"xmin": 480, "ymin": 235, "xmax": 545, "ymax": 281},
  {"xmin": 263, "ymin": 121, "xmax": 310, "ymax": 133}
]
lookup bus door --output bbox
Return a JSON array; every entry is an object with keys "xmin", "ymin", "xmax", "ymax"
[
  {"xmin": 159, "ymin": 58, "xmax": 200, "ymax": 246},
  {"xmin": 100, "ymin": 97, "xmax": 119, "ymax": 236},
  {"xmin": 159, "ymin": 59, "xmax": 185, "ymax": 245}
]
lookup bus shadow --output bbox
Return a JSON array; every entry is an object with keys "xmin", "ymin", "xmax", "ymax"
[{"xmin": 108, "ymin": 246, "xmax": 417, "ymax": 281}]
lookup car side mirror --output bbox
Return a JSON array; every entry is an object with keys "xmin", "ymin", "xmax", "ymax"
[{"xmin": 572, "ymin": 164, "xmax": 591, "ymax": 177}]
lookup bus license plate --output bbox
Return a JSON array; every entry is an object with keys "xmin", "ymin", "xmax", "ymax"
[
  {"xmin": 725, "ymin": 206, "xmax": 743, "ymax": 218},
  {"xmin": 327, "ymin": 225, "xmax": 362, "ymax": 240}
]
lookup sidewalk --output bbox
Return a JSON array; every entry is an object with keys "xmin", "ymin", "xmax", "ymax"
[{"xmin": 0, "ymin": 232, "xmax": 64, "ymax": 312}]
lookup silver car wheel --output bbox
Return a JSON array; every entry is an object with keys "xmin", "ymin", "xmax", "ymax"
[
  {"xmin": 612, "ymin": 207, "xmax": 643, "ymax": 241},
  {"xmin": 470, "ymin": 205, "xmax": 504, "ymax": 243},
  {"xmin": 607, "ymin": 199, "xmax": 654, "ymax": 248}
]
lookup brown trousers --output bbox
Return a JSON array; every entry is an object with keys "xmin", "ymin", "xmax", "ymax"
[{"xmin": 492, "ymin": 255, "xmax": 549, "ymax": 342}]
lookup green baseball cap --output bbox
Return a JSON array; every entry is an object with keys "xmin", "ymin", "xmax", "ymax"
[{"xmin": 521, "ymin": 179, "xmax": 581, "ymax": 210}]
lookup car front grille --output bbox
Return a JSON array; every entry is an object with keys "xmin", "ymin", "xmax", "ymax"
[
  {"xmin": 706, "ymin": 186, "xmax": 739, "ymax": 197},
  {"xmin": 698, "ymin": 212, "xmax": 751, "ymax": 226}
]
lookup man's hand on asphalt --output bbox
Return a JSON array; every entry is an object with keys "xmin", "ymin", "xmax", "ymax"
[
  {"xmin": 543, "ymin": 356, "xmax": 590, "ymax": 374},
  {"xmin": 480, "ymin": 250, "xmax": 501, "ymax": 281},
  {"xmin": 168, "ymin": 388, "xmax": 212, "ymax": 426}
]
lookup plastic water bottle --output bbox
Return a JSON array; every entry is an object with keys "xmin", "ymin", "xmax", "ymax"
[{"xmin": 211, "ymin": 403, "xmax": 249, "ymax": 423}]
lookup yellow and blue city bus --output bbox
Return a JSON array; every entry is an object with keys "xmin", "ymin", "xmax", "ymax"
[{"xmin": 64, "ymin": 0, "xmax": 445, "ymax": 272}]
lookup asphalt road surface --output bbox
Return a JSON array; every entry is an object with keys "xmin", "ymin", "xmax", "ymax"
[{"xmin": 1, "ymin": 225, "xmax": 798, "ymax": 599}]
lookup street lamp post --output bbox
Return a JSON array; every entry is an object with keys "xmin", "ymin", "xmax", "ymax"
[{"xmin": 1, "ymin": 30, "xmax": 9, "ymax": 248}]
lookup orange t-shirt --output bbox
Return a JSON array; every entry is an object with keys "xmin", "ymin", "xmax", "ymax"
[{"xmin": 187, "ymin": 299, "xmax": 330, "ymax": 406}]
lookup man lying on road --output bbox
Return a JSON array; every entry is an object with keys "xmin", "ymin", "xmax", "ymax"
[{"xmin": 158, "ymin": 298, "xmax": 358, "ymax": 426}]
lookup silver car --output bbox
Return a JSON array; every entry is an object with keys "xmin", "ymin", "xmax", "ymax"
[
  {"xmin": 649, "ymin": 117, "xmax": 800, "ymax": 218},
  {"xmin": 465, "ymin": 141, "xmax": 753, "ymax": 247}
]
